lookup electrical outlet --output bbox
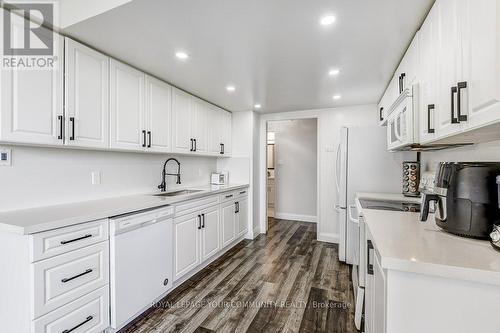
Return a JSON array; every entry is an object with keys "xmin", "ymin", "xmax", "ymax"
[
  {"xmin": 0, "ymin": 147, "xmax": 12, "ymax": 166},
  {"xmin": 91, "ymin": 171, "xmax": 102, "ymax": 185}
]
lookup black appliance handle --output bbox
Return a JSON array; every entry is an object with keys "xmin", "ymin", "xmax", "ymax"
[
  {"xmin": 62, "ymin": 316, "xmax": 93, "ymax": 333},
  {"xmin": 69, "ymin": 117, "xmax": 75, "ymax": 140},
  {"xmin": 457, "ymin": 81, "xmax": 468, "ymax": 122},
  {"xmin": 142, "ymin": 130, "xmax": 147, "ymax": 147},
  {"xmin": 427, "ymin": 104, "xmax": 435, "ymax": 134},
  {"xmin": 451, "ymin": 86, "xmax": 459, "ymax": 124},
  {"xmin": 367, "ymin": 240, "xmax": 374, "ymax": 275},
  {"xmin": 420, "ymin": 193, "xmax": 440, "ymax": 222}
]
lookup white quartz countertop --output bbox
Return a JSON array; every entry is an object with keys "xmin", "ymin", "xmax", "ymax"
[
  {"xmin": 356, "ymin": 192, "xmax": 500, "ymax": 286},
  {"xmin": 0, "ymin": 184, "xmax": 249, "ymax": 235}
]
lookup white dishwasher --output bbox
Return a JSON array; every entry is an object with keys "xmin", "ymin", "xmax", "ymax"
[{"xmin": 109, "ymin": 206, "xmax": 174, "ymax": 329}]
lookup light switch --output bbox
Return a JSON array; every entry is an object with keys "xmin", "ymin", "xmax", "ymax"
[
  {"xmin": 0, "ymin": 147, "xmax": 12, "ymax": 166},
  {"xmin": 91, "ymin": 171, "xmax": 102, "ymax": 185}
]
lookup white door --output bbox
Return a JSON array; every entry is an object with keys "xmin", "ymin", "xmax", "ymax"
[
  {"xmin": 109, "ymin": 60, "xmax": 145, "ymax": 151},
  {"xmin": 418, "ymin": 6, "xmax": 439, "ymax": 143},
  {"xmin": 436, "ymin": 0, "xmax": 466, "ymax": 138},
  {"xmin": 191, "ymin": 98, "xmax": 208, "ymax": 154},
  {"xmin": 145, "ymin": 75, "xmax": 172, "ymax": 152},
  {"xmin": 0, "ymin": 15, "xmax": 63, "ymax": 146},
  {"xmin": 173, "ymin": 213, "xmax": 200, "ymax": 281},
  {"xmin": 208, "ymin": 106, "xmax": 222, "ymax": 155},
  {"xmin": 172, "ymin": 88, "xmax": 194, "ymax": 153},
  {"xmin": 201, "ymin": 207, "xmax": 220, "ymax": 261},
  {"xmin": 221, "ymin": 201, "xmax": 236, "ymax": 247},
  {"xmin": 462, "ymin": 0, "xmax": 500, "ymax": 129},
  {"xmin": 221, "ymin": 110, "xmax": 232, "ymax": 156},
  {"xmin": 237, "ymin": 197, "xmax": 248, "ymax": 236},
  {"xmin": 64, "ymin": 38, "xmax": 109, "ymax": 149}
]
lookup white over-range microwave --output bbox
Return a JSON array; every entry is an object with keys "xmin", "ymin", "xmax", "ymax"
[{"xmin": 386, "ymin": 84, "xmax": 419, "ymax": 151}]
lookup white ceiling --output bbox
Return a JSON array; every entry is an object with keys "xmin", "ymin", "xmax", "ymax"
[{"xmin": 64, "ymin": 0, "xmax": 434, "ymax": 113}]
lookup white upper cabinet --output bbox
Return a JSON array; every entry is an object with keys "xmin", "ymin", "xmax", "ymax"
[
  {"xmin": 0, "ymin": 12, "xmax": 63, "ymax": 146},
  {"xmin": 461, "ymin": 0, "xmax": 500, "ymax": 129},
  {"xmin": 64, "ymin": 38, "xmax": 109, "ymax": 149},
  {"xmin": 191, "ymin": 98, "xmax": 208, "ymax": 154},
  {"xmin": 172, "ymin": 88, "xmax": 195, "ymax": 153},
  {"xmin": 208, "ymin": 106, "xmax": 232, "ymax": 156},
  {"xmin": 109, "ymin": 60, "xmax": 145, "ymax": 151},
  {"xmin": 221, "ymin": 110, "xmax": 232, "ymax": 156},
  {"xmin": 145, "ymin": 75, "xmax": 172, "ymax": 152},
  {"xmin": 418, "ymin": 5, "xmax": 439, "ymax": 144}
]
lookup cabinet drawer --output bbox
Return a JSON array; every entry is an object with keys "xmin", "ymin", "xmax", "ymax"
[
  {"xmin": 235, "ymin": 188, "xmax": 248, "ymax": 198},
  {"xmin": 32, "ymin": 286, "xmax": 109, "ymax": 333},
  {"xmin": 30, "ymin": 219, "xmax": 108, "ymax": 262},
  {"xmin": 219, "ymin": 191, "xmax": 237, "ymax": 203},
  {"xmin": 32, "ymin": 242, "xmax": 109, "ymax": 318},
  {"xmin": 174, "ymin": 195, "xmax": 219, "ymax": 217}
]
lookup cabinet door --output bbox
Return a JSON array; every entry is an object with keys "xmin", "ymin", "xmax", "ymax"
[
  {"xmin": 237, "ymin": 197, "xmax": 248, "ymax": 236},
  {"xmin": 145, "ymin": 75, "xmax": 172, "ymax": 152},
  {"xmin": 109, "ymin": 60, "xmax": 145, "ymax": 151},
  {"xmin": 364, "ymin": 239, "xmax": 374, "ymax": 333},
  {"xmin": 436, "ymin": 0, "xmax": 466, "ymax": 138},
  {"xmin": 173, "ymin": 214, "xmax": 200, "ymax": 281},
  {"xmin": 201, "ymin": 207, "xmax": 220, "ymax": 261},
  {"xmin": 172, "ymin": 88, "xmax": 194, "ymax": 153},
  {"xmin": 64, "ymin": 38, "xmax": 109, "ymax": 149},
  {"xmin": 373, "ymin": 251, "xmax": 387, "ymax": 333},
  {"xmin": 208, "ymin": 106, "xmax": 222, "ymax": 155},
  {"xmin": 192, "ymin": 98, "xmax": 208, "ymax": 154},
  {"xmin": 0, "ymin": 16, "xmax": 63, "ymax": 146},
  {"xmin": 418, "ymin": 6, "xmax": 439, "ymax": 143},
  {"xmin": 221, "ymin": 110, "xmax": 232, "ymax": 156},
  {"xmin": 404, "ymin": 34, "xmax": 419, "ymax": 87},
  {"xmin": 221, "ymin": 201, "xmax": 236, "ymax": 247},
  {"xmin": 462, "ymin": 0, "xmax": 500, "ymax": 129}
]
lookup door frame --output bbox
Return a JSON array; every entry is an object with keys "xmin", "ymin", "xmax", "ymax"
[{"xmin": 258, "ymin": 111, "xmax": 321, "ymax": 234}]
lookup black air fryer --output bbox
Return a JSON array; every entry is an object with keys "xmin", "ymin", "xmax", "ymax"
[{"xmin": 420, "ymin": 162, "xmax": 500, "ymax": 239}]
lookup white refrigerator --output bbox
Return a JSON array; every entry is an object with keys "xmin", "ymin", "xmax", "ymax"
[{"xmin": 334, "ymin": 126, "xmax": 413, "ymax": 264}]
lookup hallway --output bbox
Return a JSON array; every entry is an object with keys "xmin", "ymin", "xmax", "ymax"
[{"xmin": 124, "ymin": 219, "xmax": 357, "ymax": 333}]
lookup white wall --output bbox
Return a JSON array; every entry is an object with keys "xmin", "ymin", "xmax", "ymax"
[
  {"xmin": 268, "ymin": 119, "xmax": 317, "ymax": 222},
  {"xmin": 259, "ymin": 104, "xmax": 381, "ymax": 242},
  {"xmin": 421, "ymin": 140, "xmax": 500, "ymax": 171},
  {"xmin": 0, "ymin": 145, "xmax": 216, "ymax": 212}
]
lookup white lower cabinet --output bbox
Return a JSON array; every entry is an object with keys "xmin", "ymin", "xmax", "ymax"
[
  {"xmin": 236, "ymin": 197, "xmax": 248, "ymax": 237},
  {"xmin": 221, "ymin": 200, "xmax": 237, "ymax": 247},
  {"xmin": 201, "ymin": 206, "xmax": 221, "ymax": 261},
  {"xmin": 173, "ymin": 212, "xmax": 201, "ymax": 281},
  {"xmin": 364, "ymin": 231, "xmax": 386, "ymax": 333}
]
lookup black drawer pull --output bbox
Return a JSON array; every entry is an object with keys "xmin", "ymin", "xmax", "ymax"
[
  {"xmin": 427, "ymin": 104, "xmax": 435, "ymax": 134},
  {"xmin": 225, "ymin": 194, "xmax": 233, "ymax": 199},
  {"xmin": 239, "ymin": 191, "xmax": 246, "ymax": 195},
  {"xmin": 367, "ymin": 240, "xmax": 374, "ymax": 275},
  {"xmin": 61, "ymin": 269, "xmax": 93, "ymax": 283},
  {"xmin": 60, "ymin": 234, "xmax": 92, "ymax": 245},
  {"xmin": 62, "ymin": 315, "xmax": 93, "ymax": 333},
  {"xmin": 457, "ymin": 81, "xmax": 468, "ymax": 122}
]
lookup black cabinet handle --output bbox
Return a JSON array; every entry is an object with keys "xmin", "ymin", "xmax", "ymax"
[
  {"xmin": 201, "ymin": 213, "xmax": 205, "ymax": 228},
  {"xmin": 451, "ymin": 86, "xmax": 459, "ymax": 124},
  {"xmin": 457, "ymin": 81, "xmax": 468, "ymax": 122},
  {"xmin": 142, "ymin": 130, "xmax": 147, "ymax": 147},
  {"xmin": 235, "ymin": 202, "xmax": 240, "ymax": 213},
  {"xmin": 379, "ymin": 107, "xmax": 384, "ymax": 122},
  {"xmin": 239, "ymin": 191, "xmax": 246, "ymax": 195},
  {"xmin": 62, "ymin": 315, "xmax": 93, "ymax": 333},
  {"xmin": 194, "ymin": 138, "xmax": 197, "ymax": 151},
  {"xmin": 400, "ymin": 73, "xmax": 406, "ymax": 93},
  {"xmin": 61, "ymin": 269, "xmax": 93, "ymax": 283},
  {"xmin": 147, "ymin": 131, "xmax": 152, "ymax": 148},
  {"xmin": 60, "ymin": 234, "xmax": 92, "ymax": 245},
  {"xmin": 58, "ymin": 115, "xmax": 64, "ymax": 140},
  {"xmin": 367, "ymin": 240, "xmax": 374, "ymax": 275},
  {"xmin": 427, "ymin": 104, "xmax": 435, "ymax": 134},
  {"xmin": 197, "ymin": 214, "xmax": 202, "ymax": 229},
  {"xmin": 190, "ymin": 138, "xmax": 194, "ymax": 151},
  {"xmin": 225, "ymin": 194, "xmax": 233, "ymax": 199},
  {"xmin": 69, "ymin": 117, "xmax": 75, "ymax": 140},
  {"xmin": 220, "ymin": 143, "xmax": 224, "ymax": 154}
]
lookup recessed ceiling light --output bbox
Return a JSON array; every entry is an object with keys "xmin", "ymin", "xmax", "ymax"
[
  {"xmin": 226, "ymin": 86, "xmax": 236, "ymax": 92},
  {"xmin": 254, "ymin": 104, "xmax": 262, "ymax": 109},
  {"xmin": 320, "ymin": 15, "xmax": 336, "ymax": 26},
  {"xmin": 333, "ymin": 94, "xmax": 342, "ymax": 100},
  {"xmin": 175, "ymin": 51, "xmax": 189, "ymax": 60},
  {"xmin": 329, "ymin": 69, "xmax": 340, "ymax": 76}
]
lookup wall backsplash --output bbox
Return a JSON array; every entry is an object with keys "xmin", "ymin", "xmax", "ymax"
[
  {"xmin": 421, "ymin": 140, "xmax": 500, "ymax": 171},
  {"xmin": 0, "ymin": 145, "xmax": 217, "ymax": 212}
]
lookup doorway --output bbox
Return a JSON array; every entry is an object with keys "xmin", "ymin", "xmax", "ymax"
[{"xmin": 265, "ymin": 119, "xmax": 318, "ymax": 230}]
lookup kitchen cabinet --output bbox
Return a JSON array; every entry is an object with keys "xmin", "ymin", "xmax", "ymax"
[
  {"xmin": 200, "ymin": 206, "xmax": 221, "ymax": 261},
  {"xmin": 64, "ymin": 38, "xmax": 109, "ymax": 149},
  {"xmin": 171, "ymin": 88, "xmax": 194, "ymax": 153},
  {"xmin": 109, "ymin": 60, "xmax": 145, "ymax": 151},
  {"xmin": 364, "ymin": 231, "xmax": 386, "ymax": 333},
  {"xmin": 236, "ymin": 196, "xmax": 248, "ymax": 237},
  {"xmin": 221, "ymin": 109, "xmax": 232, "ymax": 156},
  {"xmin": 221, "ymin": 200, "xmax": 237, "ymax": 247},
  {"xmin": 191, "ymin": 98, "xmax": 209, "ymax": 154},
  {"xmin": 173, "ymin": 213, "xmax": 201, "ymax": 281},
  {"xmin": 208, "ymin": 105, "xmax": 232, "ymax": 156},
  {"xmin": 0, "ymin": 13, "xmax": 63, "ymax": 146},
  {"xmin": 145, "ymin": 75, "xmax": 172, "ymax": 152}
]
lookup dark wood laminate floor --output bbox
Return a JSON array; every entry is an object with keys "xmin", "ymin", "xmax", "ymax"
[{"xmin": 124, "ymin": 219, "xmax": 358, "ymax": 333}]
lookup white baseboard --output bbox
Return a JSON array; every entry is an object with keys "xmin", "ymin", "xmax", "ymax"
[
  {"xmin": 246, "ymin": 225, "xmax": 262, "ymax": 239},
  {"xmin": 275, "ymin": 212, "xmax": 317, "ymax": 223},
  {"xmin": 317, "ymin": 232, "xmax": 339, "ymax": 244}
]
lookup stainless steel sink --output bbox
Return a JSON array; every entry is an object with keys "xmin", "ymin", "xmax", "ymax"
[{"xmin": 154, "ymin": 189, "xmax": 203, "ymax": 197}]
